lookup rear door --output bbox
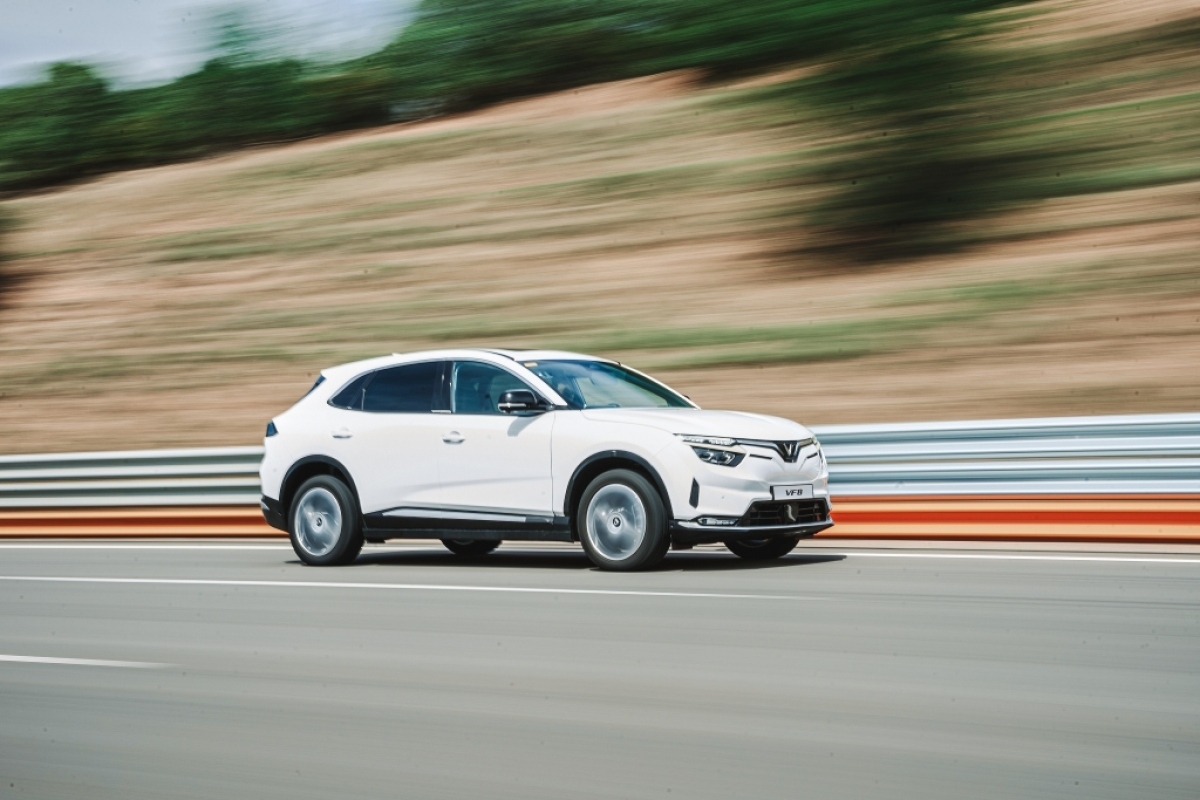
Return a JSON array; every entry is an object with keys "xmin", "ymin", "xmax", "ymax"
[
  {"xmin": 324, "ymin": 360, "xmax": 446, "ymax": 515},
  {"xmin": 433, "ymin": 360, "xmax": 555, "ymax": 517}
]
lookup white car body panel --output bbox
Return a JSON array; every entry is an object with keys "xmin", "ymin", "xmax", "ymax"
[
  {"xmin": 434, "ymin": 411, "xmax": 556, "ymax": 516},
  {"xmin": 325, "ymin": 408, "xmax": 446, "ymax": 514},
  {"xmin": 546, "ymin": 410, "xmax": 679, "ymax": 514}
]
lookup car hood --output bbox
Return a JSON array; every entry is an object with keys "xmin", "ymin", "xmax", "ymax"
[{"xmin": 578, "ymin": 407, "xmax": 813, "ymax": 441}]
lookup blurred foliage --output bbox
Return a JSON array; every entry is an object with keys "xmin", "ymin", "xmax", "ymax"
[
  {"xmin": 373, "ymin": 1, "xmax": 1011, "ymax": 107},
  {"xmin": 0, "ymin": 62, "xmax": 127, "ymax": 188},
  {"xmin": 807, "ymin": 12, "xmax": 1200, "ymax": 258},
  {"xmin": 0, "ymin": 11, "xmax": 394, "ymax": 191},
  {"xmin": 0, "ymin": 206, "xmax": 15, "ymax": 308},
  {"xmin": 373, "ymin": 0, "xmax": 647, "ymax": 108},
  {"xmin": 808, "ymin": 28, "xmax": 1008, "ymax": 258},
  {"xmin": 1, "ymin": 0, "xmax": 1198, "ymax": 261},
  {"xmin": 0, "ymin": 1, "xmax": 1015, "ymax": 190}
]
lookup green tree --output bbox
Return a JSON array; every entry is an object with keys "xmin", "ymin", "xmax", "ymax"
[
  {"xmin": 0, "ymin": 207, "xmax": 17, "ymax": 311},
  {"xmin": 376, "ymin": 0, "xmax": 650, "ymax": 109},
  {"xmin": 807, "ymin": 15, "xmax": 1009, "ymax": 259},
  {"xmin": 0, "ymin": 63, "xmax": 125, "ymax": 189}
]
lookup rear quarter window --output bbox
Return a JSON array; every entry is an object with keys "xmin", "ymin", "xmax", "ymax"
[{"xmin": 328, "ymin": 373, "xmax": 372, "ymax": 410}]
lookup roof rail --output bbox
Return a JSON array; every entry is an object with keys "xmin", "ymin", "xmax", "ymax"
[{"xmin": 478, "ymin": 349, "xmax": 518, "ymax": 359}]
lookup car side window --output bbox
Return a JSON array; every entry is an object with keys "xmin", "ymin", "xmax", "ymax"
[
  {"xmin": 328, "ymin": 372, "xmax": 372, "ymax": 410},
  {"xmin": 451, "ymin": 361, "xmax": 532, "ymax": 415},
  {"xmin": 362, "ymin": 361, "xmax": 440, "ymax": 413}
]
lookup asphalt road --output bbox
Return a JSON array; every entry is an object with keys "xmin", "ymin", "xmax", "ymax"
[{"xmin": 1, "ymin": 541, "xmax": 1198, "ymax": 800}]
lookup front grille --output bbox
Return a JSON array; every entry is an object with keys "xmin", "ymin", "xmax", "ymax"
[
  {"xmin": 735, "ymin": 438, "xmax": 815, "ymax": 463},
  {"xmin": 739, "ymin": 499, "xmax": 828, "ymax": 527}
]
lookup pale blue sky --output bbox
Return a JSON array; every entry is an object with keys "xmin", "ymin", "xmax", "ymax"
[{"xmin": 0, "ymin": 0, "xmax": 415, "ymax": 86}]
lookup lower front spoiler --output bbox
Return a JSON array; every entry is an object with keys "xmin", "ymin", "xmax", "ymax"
[{"xmin": 669, "ymin": 519, "xmax": 834, "ymax": 546}]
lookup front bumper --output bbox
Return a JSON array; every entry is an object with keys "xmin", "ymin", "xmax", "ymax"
[
  {"xmin": 670, "ymin": 518, "xmax": 833, "ymax": 546},
  {"xmin": 658, "ymin": 438, "xmax": 831, "ymax": 522},
  {"xmin": 671, "ymin": 497, "xmax": 834, "ymax": 545}
]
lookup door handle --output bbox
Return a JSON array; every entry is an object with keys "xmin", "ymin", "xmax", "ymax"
[
  {"xmin": 332, "ymin": 428, "xmax": 353, "ymax": 439},
  {"xmin": 442, "ymin": 431, "xmax": 464, "ymax": 444}
]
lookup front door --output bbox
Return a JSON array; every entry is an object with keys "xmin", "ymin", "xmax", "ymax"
[{"xmin": 434, "ymin": 360, "xmax": 555, "ymax": 518}]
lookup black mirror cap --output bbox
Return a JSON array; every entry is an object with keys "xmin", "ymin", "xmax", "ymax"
[{"xmin": 498, "ymin": 389, "xmax": 543, "ymax": 414}]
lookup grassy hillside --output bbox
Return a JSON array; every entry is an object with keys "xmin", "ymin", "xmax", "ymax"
[{"xmin": 0, "ymin": 1, "xmax": 1198, "ymax": 453}]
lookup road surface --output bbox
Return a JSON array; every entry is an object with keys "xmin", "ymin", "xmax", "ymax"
[{"xmin": 1, "ymin": 541, "xmax": 1198, "ymax": 799}]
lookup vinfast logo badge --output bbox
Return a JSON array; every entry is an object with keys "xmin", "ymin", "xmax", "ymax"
[{"xmin": 780, "ymin": 441, "xmax": 802, "ymax": 462}]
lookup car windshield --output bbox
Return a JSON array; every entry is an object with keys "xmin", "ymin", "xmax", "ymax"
[{"xmin": 522, "ymin": 360, "xmax": 692, "ymax": 409}]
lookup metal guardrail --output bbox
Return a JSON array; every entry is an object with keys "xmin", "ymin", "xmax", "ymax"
[
  {"xmin": 0, "ymin": 414, "xmax": 1197, "ymax": 508},
  {"xmin": 0, "ymin": 447, "xmax": 263, "ymax": 508},
  {"xmin": 816, "ymin": 413, "xmax": 1200, "ymax": 496}
]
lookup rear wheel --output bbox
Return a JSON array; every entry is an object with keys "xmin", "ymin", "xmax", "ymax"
[
  {"xmin": 289, "ymin": 475, "xmax": 363, "ymax": 566},
  {"xmin": 725, "ymin": 535, "xmax": 802, "ymax": 561},
  {"xmin": 578, "ymin": 469, "xmax": 669, "ymax": 571},
  {"xmin": 441, "ymin": 539, "xmax": 500, "ymax": 557}
]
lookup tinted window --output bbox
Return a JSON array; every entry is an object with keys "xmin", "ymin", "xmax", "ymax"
[
  {"xmin": 362, "ymin": 361, "xmax": 440, "ymax": 413},
  {"xmin": 329, "ymin": 373, "xmax": 371, "ymax": 410},
  {"xmin": 451, "ymin": 361, "xmax": 532, "ymax": 414},
  {"xmin": 523, "ymin": 360, "xmax": 691, "ymax": 409}
]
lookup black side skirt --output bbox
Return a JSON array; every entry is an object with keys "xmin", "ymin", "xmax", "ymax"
[{"xmin": 362, "ymin": 512, "xmax": 573, "ymax": 543}]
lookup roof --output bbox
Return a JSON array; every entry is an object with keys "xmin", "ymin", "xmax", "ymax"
[
  {"xmin": 479, "ymin": 349, "xmax": 613, "ymax": 363},
  {"xmin": 319, "ymin": 348, "xmax": 611, "ymax": 380}
]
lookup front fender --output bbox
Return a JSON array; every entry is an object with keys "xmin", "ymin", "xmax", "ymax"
[{"xmin": 562, "ymin": 449, "xmax": 678, "ymax": 520}]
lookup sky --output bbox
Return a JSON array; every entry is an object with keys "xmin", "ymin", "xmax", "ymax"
[{"xmin": 0, "ymin": 0, "xmax": 415, "ymax": 87}]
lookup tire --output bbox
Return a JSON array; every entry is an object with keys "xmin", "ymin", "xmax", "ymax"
[
  {"xmin": 577, "ymin": 469, "xmax": 669, "ymax": 571},
  {"xmin": 441, "ymin": 539, "xmax": 501, "ymax": 557},
  {"xmin": 288, "ymin": 475, "xmax": 364, "ymax": 566},
  {"xmin": 724, "ymin": 534, "xmax": 802, "ymax": 561}
]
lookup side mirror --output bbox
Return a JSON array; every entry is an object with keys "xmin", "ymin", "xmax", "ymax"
[{"xmin": 498, "ymin": 389, "xmax": 543, "ymax": 414}]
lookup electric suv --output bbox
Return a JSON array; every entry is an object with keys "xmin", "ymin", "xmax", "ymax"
[{"xmin": 260, "ymin": 349, "xmax": 832, "ymax": 570}]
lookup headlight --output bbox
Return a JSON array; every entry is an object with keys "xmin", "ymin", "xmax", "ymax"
[
  {"xmin": 678, "ymin": 435, "xmax": 736, "ymax": 447},
  {"xmin": 678, "ymin": 435, "xmax": 744, "ymax": 467},
  {"xmin": 690, "ymin": 447, "xmax": 744, "ymax": 467}
]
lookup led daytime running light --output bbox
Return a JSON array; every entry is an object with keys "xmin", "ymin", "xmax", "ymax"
[{"xmin": 678, "ymin": 435, "xmax": 736, "ymax": 448}]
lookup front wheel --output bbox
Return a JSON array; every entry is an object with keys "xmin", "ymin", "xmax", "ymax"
[
  {"xmin": 724, "ymin": 535, "xmax": 802, "ymax": 561},
  {"xmin": 441, "ymin": 539, "xmax": 500, "ymax": 557},
  {"xmin": 289, "ymin": 475, "xmax": 363, "ymax": 566},
  {"xmin": 578, "ymin": 469, "xmax": 669, "ymax": 571}
]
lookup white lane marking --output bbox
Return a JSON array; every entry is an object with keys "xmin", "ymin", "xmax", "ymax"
[
  {"xmin": 829, "ymin": 552, "xmax": 1200, "ymax": 564},
  {"xmin": 0, "ymin": 575, "xmax": 806, "ymax": 600},
  {"xmin": 0, "ymin": 654, "xmax": 168, "ymax": 668}
]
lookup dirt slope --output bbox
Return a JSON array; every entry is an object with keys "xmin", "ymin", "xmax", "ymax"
[{"xmin": 1, "ymin": 6, "xmax": 1198, "ymax": 453}]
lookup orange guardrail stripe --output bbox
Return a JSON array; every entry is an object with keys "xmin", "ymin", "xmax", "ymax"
[
  {"xmin": 1, "ymin": 498, "xmax": 1198, "ymax": 541},
  {"xmin": 0, "ymin": 507, "xmax": 280, "ymax": 537}
]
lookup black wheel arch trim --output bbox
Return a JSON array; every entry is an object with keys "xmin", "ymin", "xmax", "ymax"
[
  {"xmin": 260, "ymin": 495, "xmax": 286, "ymax": 531},
  {"xmin": 279, "ymin": 455, "xmax": 362, "ymax": 522},
  {"xmin": 563, "ymin": 450, "xmax": 675, "ymax": 522}
]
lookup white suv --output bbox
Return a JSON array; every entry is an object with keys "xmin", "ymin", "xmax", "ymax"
[{"xmin": 260, "ymin": 349, "xmax": 832, "ymax": 570}]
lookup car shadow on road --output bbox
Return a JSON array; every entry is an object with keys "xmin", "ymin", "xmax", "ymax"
[
  {"xmin": 346, "ymin": 547, "xmax": 844, "ymax": 572},
  {"xmin": 350, "ymin": 549, "xmax": 593, "ymax": 570},
  {"xmin": 657, "ymin": 552, "xmax": 846, "ymax": 571}
]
